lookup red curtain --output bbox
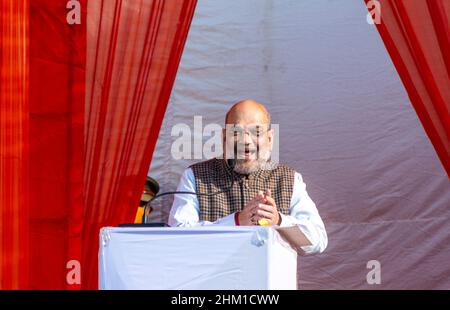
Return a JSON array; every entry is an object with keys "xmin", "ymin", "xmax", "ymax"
[
  {"xmin": 366, "ymin": 0, "xmax": 450, "ymax": 177},
  {"xmin": 82, "ymin": 0, "xmax": 196, "ymax": 289},
  {"xmin": 28, "ymin": 0, "xmax": 86, "ymax": 289},
  {"xmin": 0, "ymin": 0, "xmax": 29, "ymax": 290},
  {"xmin": 0, "ymin": 0, "xmax": 196, "ymax": 289}
]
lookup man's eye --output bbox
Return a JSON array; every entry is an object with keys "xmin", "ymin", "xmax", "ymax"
[{"xmin": 249, "ymin": 129, "xmax": 260, "ymax": 136}]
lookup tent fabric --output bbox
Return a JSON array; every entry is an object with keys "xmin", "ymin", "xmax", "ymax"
[
  {"xmin": 367, "ymin": 0, "xmax": 450, "ymax": 177},
  {"xmin": 149, "ymin": 0, "xmax": 450, "ymax": 289}
]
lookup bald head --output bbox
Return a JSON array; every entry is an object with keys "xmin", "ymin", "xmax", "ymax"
[{"xmin": 225, "ymin": 100, "xmax": 271, "ymax": 126}]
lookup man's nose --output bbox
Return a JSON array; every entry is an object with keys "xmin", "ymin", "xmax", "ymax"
[{"xmin": 243, "ymin": 132, "xmax": 253, "ymax": 144}]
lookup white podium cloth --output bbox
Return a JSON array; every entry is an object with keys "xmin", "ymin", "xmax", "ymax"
[{"xmin": 99, "ymin": 226, "xmax": 297, "ymax": 290}]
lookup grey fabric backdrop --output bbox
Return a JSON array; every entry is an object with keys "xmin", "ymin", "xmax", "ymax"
[{"xmin": 148, "ymin": 0, "xmax": 450, "ymax": 289}]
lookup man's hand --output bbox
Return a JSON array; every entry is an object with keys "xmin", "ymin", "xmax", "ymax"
[
  {"xmin": 237, "ymin": 191, "xmax": 265, "ymax": 226},
  {"xmin": 253, "ymin": 190, "xmax": 281, "ymax": 226},
  {"xmin": 238, "ymin": 190, "xmax": 280, "ymax": 226}
]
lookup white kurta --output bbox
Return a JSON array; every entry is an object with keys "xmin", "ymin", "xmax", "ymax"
[{"xmin": 169, "ymin": 168, "xmax": 328, "ymax": 254}]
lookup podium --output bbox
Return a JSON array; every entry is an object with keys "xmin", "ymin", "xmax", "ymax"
[{"xmin": 99, "ymin": 226, "xmax": 299, "ymax": 290}]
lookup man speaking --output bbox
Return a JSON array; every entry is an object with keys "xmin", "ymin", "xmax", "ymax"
[{"xmin": 169, "ymin": 100, "xmax": 327, "ymax": 254}]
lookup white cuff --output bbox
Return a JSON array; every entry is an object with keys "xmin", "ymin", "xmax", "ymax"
[{"xmin": 213, "ymin": 212, "xmax": 237, "ymax": 226}]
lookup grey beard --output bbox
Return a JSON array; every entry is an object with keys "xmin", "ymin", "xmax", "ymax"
[{"xmin": 233, "ymin": 153, "xmax": 278, "ymax": 174}]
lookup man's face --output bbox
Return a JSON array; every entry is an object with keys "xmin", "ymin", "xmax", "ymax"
[{"xmin": 223, "ymin": 108, "xmax": 274, "ymax": 174}]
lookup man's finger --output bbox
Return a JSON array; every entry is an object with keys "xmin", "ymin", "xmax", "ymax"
[
  {"xmin": 252, "ymin": 214, "xmax": 266, "ymax": 222},
  {"xmin": 250, "ymin": 205, "xmax": 260, "ymax": 216},
  {"xmin": 247, "ymin": 192, "xmax": 264, "ymax": 208},
  {"xmin": 257, "ymin": 203, "xmax": 277, "ymax": 213},
  {"xmin": 264, "ymin": 195, "xmax": 276, "ymax": 207},
  {"xmin": 244, "ymin": 199, "xmax": 258, "ymax": 210},
  {"xmin": 256, "ymin": 209, "xmax": 273, "ymax": 219},
  {"xmin": 252, "ymin": 214, "xmax": 262, "ymax": 220},
  {"xmin": 255, "ymin": 191, "xmax": 265, "ymax": 202}
]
